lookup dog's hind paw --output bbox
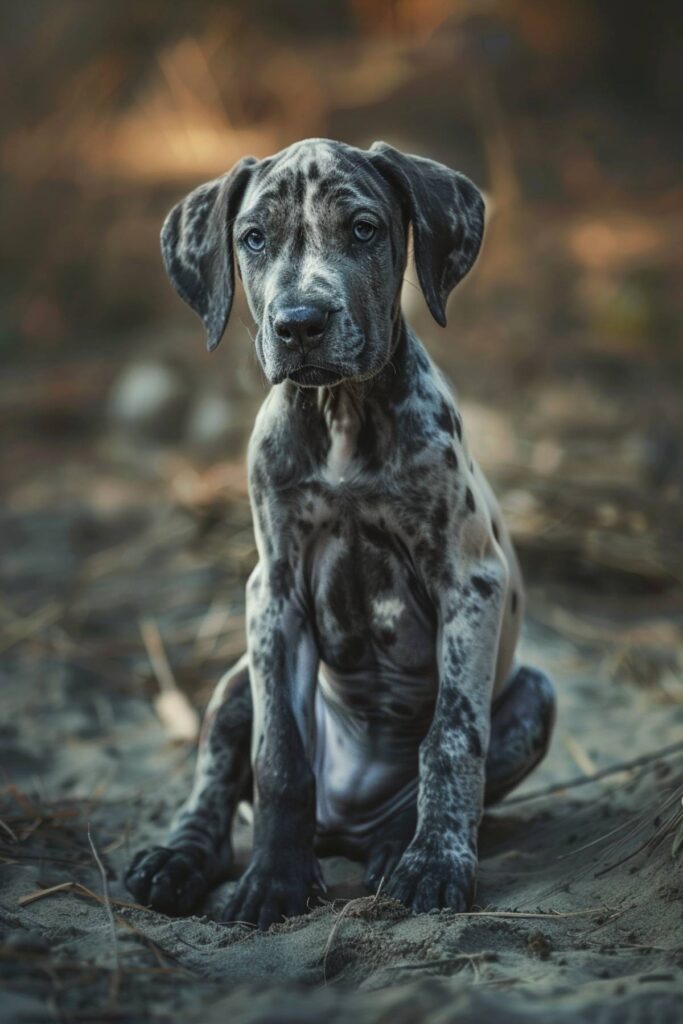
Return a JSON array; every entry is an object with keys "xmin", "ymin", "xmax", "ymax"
[
  {"xmin": 363, "ymin": 838, "xmax": 407, "ymax": 893},
  {"xmin": 125, "ymin": 846, "xmax": 210, "ymax": 916}
]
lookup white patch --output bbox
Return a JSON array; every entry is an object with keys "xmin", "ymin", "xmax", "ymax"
[
  {"xmin": 372, "ymin": 596, "xmax": 405, "ymax": 629},
  {"xmin": 322, "ymin": 389, "xmax": 360, "ymax": 484}
]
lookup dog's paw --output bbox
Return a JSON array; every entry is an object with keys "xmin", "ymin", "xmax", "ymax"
[
  {"xmin": 385, "ymin": 841, "xmax": 476, "ymax": 914},
  {"xmin": 125, "ymin": 846, "xmax": 210, "ymax": 916},
  {"xmin": 220, "ymin": 853, "xmax": 322, "ymax": 930}
]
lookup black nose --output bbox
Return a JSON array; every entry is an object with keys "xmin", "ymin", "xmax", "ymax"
[{"xmin": 273, "ymin": 305, "xmax": 329, "ymax": 353}]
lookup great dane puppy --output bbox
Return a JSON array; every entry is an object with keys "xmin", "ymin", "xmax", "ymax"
[{"xmin": 126, "ymin": 139, "xmax": 555, "ymax": 929}]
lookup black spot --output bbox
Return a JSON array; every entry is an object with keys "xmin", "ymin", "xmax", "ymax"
[
  {"xmin": 446, "ymin": 635, "xmax": 464, "ymax": 674},
  {"xmin": 455, "ymin": 415, "xmax": 463, "ymax": 441},
  {"xmin": 492, "ymin": 521, "xmax": 500, "ymax": 542},
  {"xmin": 449, "ymin": 689, "xmax": 483, "ymax": 758},
  {"xmin": 370, "ymin": 555, "xmax": 394, "ymax": 595},
  {"xmin": 291, "ymin": 215, "xmax": 306, "ymax": 255},
  {"xmin": 444, "ymin": 447, "xmax": 458, "ymax": 469},
  {"xmin": 293, "ymin": 170, "xmax": 306, "ymax": 203},
  {"xmin": 466, "ymin": 725, "xmax": 483, "ymax": 758},
  {"xmin": 307, "ymin": 161, "xmax": 320, "ymax": 180},
  {"xmin": 471, "ymin": 574, "xmax": 494, "ymax": 599},
  {"xmin": 338, "ymin": 635, "xmax": 365, "ymax": 669},
  {"xmin": 314, "ymin": 178, "xmax": 332, "ymax": 200},
  {"xmin": 511, "ymin": 590, "xmax": 518, "ymax": 614},
  {"xmin": 359, "ymin": 520, "xmax": 393, "ymax": 550},
  {"xmin": 465, "ymin": 488, "xmax": 476, "ymax": 513},
  {"xmin": 270, "ymin": 558, "xmax": 293, "ymax": 600},
  {"xmin": 297, "ymin": 518, "xmax": 313, "ymax": 535},
  {"xmin": 168, "ymin": 254, "xmax": 206, "ymax": 317},
  {"xmin": 276, "ymin": 176, "xmax": 290, "ymax": 198},
  {"xmin": 435, "ymin": 400, "xmax": 455, "ymax": 436},
  {"xmin": 431, "ymin": 497, "xmax": 449, "ymax": 534}
]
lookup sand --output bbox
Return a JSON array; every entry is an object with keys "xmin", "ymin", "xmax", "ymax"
[{"xmin": 1, "ymin": 444, "xmax": 682, "ymax": 1023}]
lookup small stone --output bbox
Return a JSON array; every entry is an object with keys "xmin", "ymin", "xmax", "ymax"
[
  {"xmin": 527, "ymin": 930, "xmax": 553, "ymax": 960},
  {"xmin": 186, "ymin": 393, "xmax": 247, "ymax": 453},
  {"xmin": 108, "ymin": 360, "xmax": 190, "ymax": 441}
]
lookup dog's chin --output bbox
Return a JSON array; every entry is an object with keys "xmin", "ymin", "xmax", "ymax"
[{"xmin": 286, "ymin": 365, "xmax": 344, "ymax": 388}]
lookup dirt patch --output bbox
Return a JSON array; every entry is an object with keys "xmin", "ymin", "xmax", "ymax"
[{"xmin": 1, "ymin": 434, "xmax": 681, "ymax": 1022}]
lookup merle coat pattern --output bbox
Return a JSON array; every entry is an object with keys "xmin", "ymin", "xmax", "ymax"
[{"xmin": 126, "ymin": 139, "xmax": 556, "ymax": 929}]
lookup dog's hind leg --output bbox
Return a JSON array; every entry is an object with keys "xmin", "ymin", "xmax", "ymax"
[
  {"xmin": 363, "ymin": 802, "xmax": 418, "ymax": 894},
  {"xmin": 125, "ymin": 654, "xmax": 253, "ymax": 915},
  {"xmin": 484, "ymin": 664, "xmax": 556, "ymax": 805}
]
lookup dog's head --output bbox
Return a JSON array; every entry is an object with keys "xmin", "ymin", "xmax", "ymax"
[{"xmin": 161, "ymin": 139, "xmax": 484, "ymax": 387}]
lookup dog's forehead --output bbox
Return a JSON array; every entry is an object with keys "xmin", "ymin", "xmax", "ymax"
[{"xmin": 241, "ymin": 139, "xmax": 390, "ymax": 216}]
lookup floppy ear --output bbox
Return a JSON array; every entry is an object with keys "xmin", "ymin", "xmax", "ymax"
[
  {"xmin": 160, "ymin": 157, "xmax": 257, "ymax": 351},
  {"xmin": 369, "ymin": 142, "xmax": 485, "ymax": 327}
]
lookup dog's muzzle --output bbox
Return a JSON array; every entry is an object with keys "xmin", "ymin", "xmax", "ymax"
[{"xmin": 272, "ymin": 304, "xmax": 330, "ymax": 355}]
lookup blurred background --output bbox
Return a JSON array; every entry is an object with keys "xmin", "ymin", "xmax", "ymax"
[
  {"xmin": 2, "ymin": 0, "xmax": 682, "ymax": 722},
  {"xmin": 2, "ymin": 8, "xmax": 682, "ymax": 1015}
]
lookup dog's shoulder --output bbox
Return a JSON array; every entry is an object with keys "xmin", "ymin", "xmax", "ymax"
[{"xmin": 389, "ymin": 338, "xmax": 466, "ymax": 471}]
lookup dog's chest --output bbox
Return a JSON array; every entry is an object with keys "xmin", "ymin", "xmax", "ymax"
[{"xmin": 305, "ymin": 507, "xmax": 437, "ymax": 693}]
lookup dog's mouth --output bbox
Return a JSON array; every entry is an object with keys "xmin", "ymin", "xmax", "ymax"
[{"xmin": 287, "ymin": 365, "xmax": 344, "ymax": 387}]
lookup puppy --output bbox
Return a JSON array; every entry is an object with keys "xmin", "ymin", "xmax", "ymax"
[{"xmin": 126, "ymin": 139, "xmax": 555, "ymax": 929}]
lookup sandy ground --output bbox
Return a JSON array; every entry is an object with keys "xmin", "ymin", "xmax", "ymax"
[{"xmin": 1, "ymin": 418, "xmax": 682, "ymax": 1023}]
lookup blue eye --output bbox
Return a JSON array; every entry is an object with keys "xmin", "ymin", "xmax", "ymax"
[
  {"xmin": 244, "ymin": 229, "xmax": 265, "ymax": 252},
  {"xmin": 353, "ymin": 220, "xmax": 376, "ymax": 242}
]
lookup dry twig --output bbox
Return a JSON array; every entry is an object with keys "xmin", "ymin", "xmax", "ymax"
[{"xmin": 503, "ymin": 740, "xmax": 683, "ymax": 806}]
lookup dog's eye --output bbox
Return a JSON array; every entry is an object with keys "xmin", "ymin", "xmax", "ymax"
[
  {"xmin": 353, "ymin": 220, "xmax": 376, "ymax": 243},
  {"xmin": 244, "ymin": 229, "xmax": 265, "ymax": 253}
]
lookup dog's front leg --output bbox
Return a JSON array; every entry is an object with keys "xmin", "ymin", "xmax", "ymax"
[
  {"xmin": 221, "ymin": 564, "xmax": 321, "ymax": 929},
  {"xmin": 387, "ymin": 553, "xmax": 507, "ymax": 914}
]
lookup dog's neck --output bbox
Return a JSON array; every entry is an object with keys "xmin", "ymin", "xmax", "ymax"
[
  {"xmin": 317, "ymin": 314, "xmax": 412, "ymax": 412},
  {"xmin": 279, "ymin": 315, "xmax": 423, "ymax": 477}
]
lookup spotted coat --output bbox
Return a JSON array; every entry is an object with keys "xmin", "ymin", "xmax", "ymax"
[{"xmin": 125, "ymin": 139, "xmax": 555, "ymax": 929}]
